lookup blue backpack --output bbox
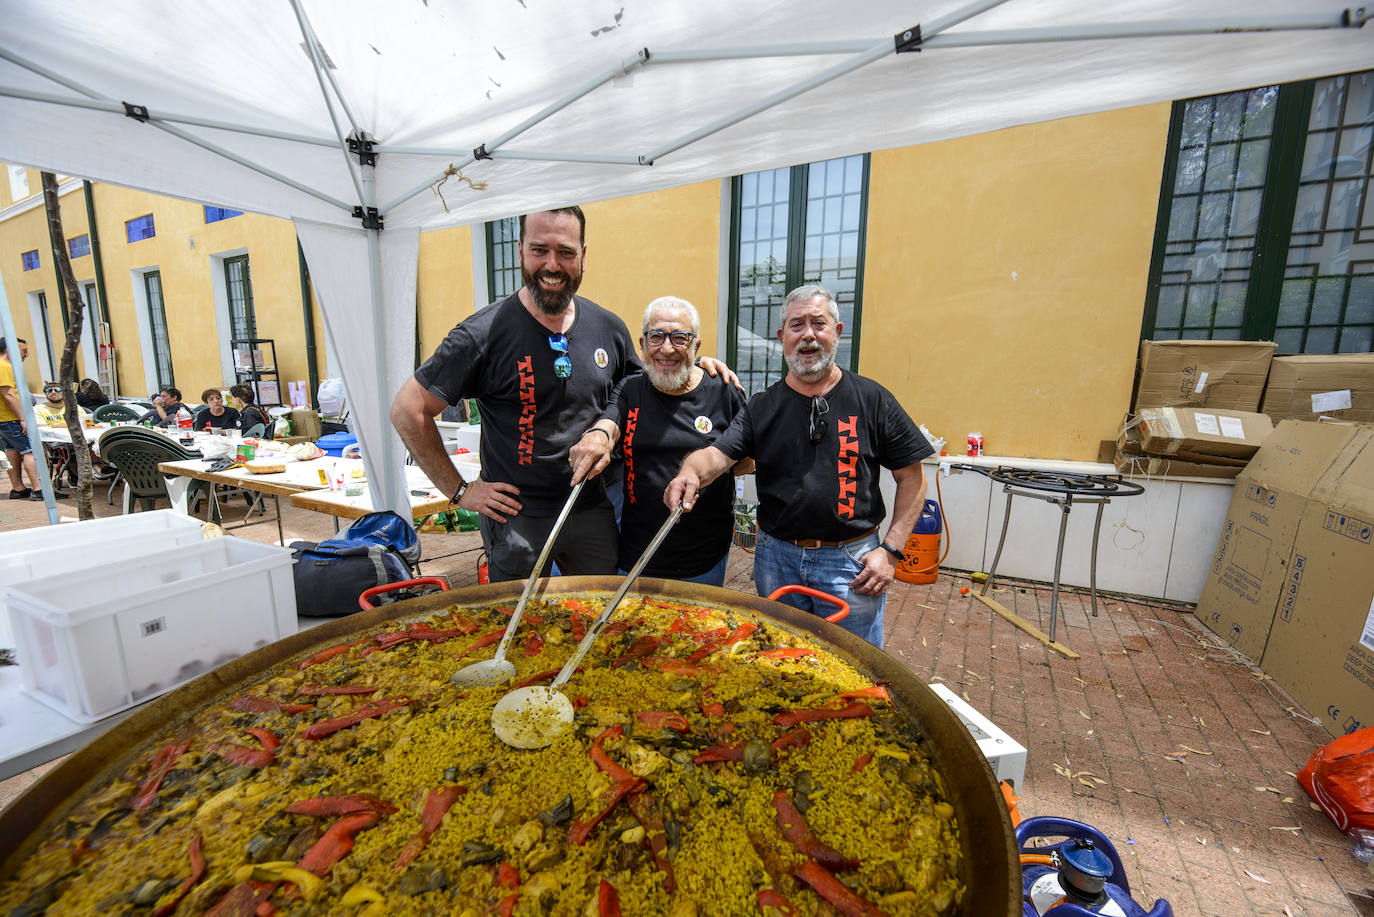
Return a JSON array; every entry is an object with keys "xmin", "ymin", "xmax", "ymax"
[{"xmin": 289, "ymin": 511, "xmax": 422, "ymax": 617}]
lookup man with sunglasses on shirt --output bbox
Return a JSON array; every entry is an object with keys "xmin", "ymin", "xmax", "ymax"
[{"xmin": 665, "ymin": 284, "xmax": 931, "ymax": 648}]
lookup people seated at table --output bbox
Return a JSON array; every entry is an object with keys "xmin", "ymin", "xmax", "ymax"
[
  {"xmin": 193, "ymin": 388, "xmax": 240, "ymax": 431},
  {"xmin": 35, "ymin": 382, "xmax": 91, "ymax": 426},
  {"xmin": 229, "ymin": 383, "xmax": 272, "ymax": 438},
  {"xmin": 75, "ymin": 378, "xmax": 110, "ymax": 410},
  {"xmin": 138, "ymin": 387, "xmax": 193, "ymax": 427}
]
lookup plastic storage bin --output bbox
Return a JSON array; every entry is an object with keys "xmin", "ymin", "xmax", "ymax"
[
  {"xmin": 317, "ymin": 432, "xmax": 358, "ymax": 457},
  {"xmin": 6, "ymin": 536, "xmax": 297, "ymax": 723}
]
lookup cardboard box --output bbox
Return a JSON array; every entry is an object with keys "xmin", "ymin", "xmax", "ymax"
[
  {"xmin": 1194, "ymin": 421, "xmax": 1365, "ymax": 664},
  {"xmin": 1261, "ymin": 353, "xmax": 1374, "ymax": 425},
  {"xmin": 1259, "ymin": 425, "xmax": 1374, "ymax": 738},
  {"xmin": 289, "ymin": 408, "xmax": 323, "ymax": 440},
  {"xmin": 1114, "ymin": 415, "xmax": 1241, "ymax": 479},
  {"xmin": 1136, "ymin": 407, "xmax": 1273, "ymax": 461},
  {"xmin": 1134, "ymin": 340, "xmax": 1276, "ymax": 412}
]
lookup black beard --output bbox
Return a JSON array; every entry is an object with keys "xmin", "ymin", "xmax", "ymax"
[{"xmin": 522, "ymin": 266, "xmax": 580, "ymax": 315}]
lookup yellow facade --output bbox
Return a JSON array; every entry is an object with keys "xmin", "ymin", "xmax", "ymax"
[{"xmin": 1, "ymin": 102, "xmax": 1172, "ymax": 458}]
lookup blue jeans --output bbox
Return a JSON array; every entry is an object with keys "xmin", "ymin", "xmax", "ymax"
[
  {"xmin": 620, "ymin": 551, "xmax": 729, "ymax": 588},
  {"xmin": 753, "ymin": 529, "xmax": 886, "ymax": 647},
  {"xmin": 0, "ymin": 420, "xmax": 31, "ymax": 455}
]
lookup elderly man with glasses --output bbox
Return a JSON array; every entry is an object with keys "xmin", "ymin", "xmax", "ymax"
[
  {"xmin": 666, "ymin": 285, "xmax": 931, "ymax": 647},
  {"xmin": 569, "ymin": 296, "xmax": 750, "ymax": 587},
  {"xmin": 392, "ymin": 207, "xmax": 735, "ymax": 583}
]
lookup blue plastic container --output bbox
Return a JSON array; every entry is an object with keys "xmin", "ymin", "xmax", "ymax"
[{"xmin": 317, "ymin": 432, "xmax": 358, "ymax": 457}]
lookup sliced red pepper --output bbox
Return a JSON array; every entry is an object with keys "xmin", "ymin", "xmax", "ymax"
[
  {"xmin": 590, "ymin": 726, "xmax": 635, "ymax": 783},
  {"xmin": 563, "ymin": 599, "xmax": 593, "ymax": 614},
  {"xmin": 298, "ymin": 684, "xmax": 378, "ymax": 697},
  {"xmin": 448, "ymin": 612, "xmax": 480, "ymax": 634},
  {"xmin": 229, "ymin": 695, "xmax": 314, "ymax": 715},
  {"xmin": 572, "ymin": 696, "xmax": 589, "ymax": 709},
  {"xmin": 790, "ymin": 861, "xmax": 889, "ymax": 917},
  {"xmin": 522, "ymin": 630, "xmax": 545, "ymax": 657},
  {"xmin": 492, "ymin": 892, "xmax": 520, "ymax": 917},
  {"xmin": 773, "ymin": 791, "xmax": 859, "ymax": 872},
  {"xmin": 641, "ymin": 657, "xmax": 718, "ymax": 676},
  {"xmin": 296, "ymin": 641, "xmax": 362, "ymax": 670},
  {"xmin": 626, "ymin": 789, "xmax": 675, "ymax": 893},
  {"xmin": 724, "ymin": 621, "xmax": 758, "ymax": 646},
  {"xmin": 131, "ymin": 741, "xmax": 190, "ymax": 810},
  {"xmin": 692, "ymin": 627, "xmax": 729, "ymax": 644},
  {"xmin": 203, "ymin": 880, "xmax": 273, "ymax": 917},
  {"xmin": 598, "ymin": 878, "xmax": 622, "ymax": 917},
  {"xmin": 285, "ymin": 794, "xmax": 398, "ymax": 817},
  {"xmin": 296, "ymin": 811, "xmax": 379, "ymax": 877},
  {"xmin": 246, "ymin": 728, "xmax": 280, "ymax": 751},
  {"xmin": 511, "ymin": 667, "xmax": 562, "ymax": 690},
  {"xmin": 634, "ymin": 710, "xmax": 691, "ymax": 734},
  {"xmin": 571, "ymin": 610, "xmax": 590, "ymax": 640},
  {"xmin": 567, "ymin": 777, "xmax": 643, "ymax": 846},
  {"xmin": 394, "ymin": 785, "xmax": 467, "ymax": 870},
  {"xmin": 497, "ymin": 860, "xmax": 519, "ymax": 889},
  {"xmin": 852, "ymin": 752, "xmax": 874, "ymax": 773},
  {"xmin": 601, "ymin": 619, "xmax": 640, "ymax": 641},
  {"xmin": 756, "ymin": 888, "xmax": 799, "ymax": 916},
  {"xmin": 684, "ymin": 645, "xmax": 717, "ymax": 665},
  {"xmin": 214, "ymin": 743, "xmax": 276, "ymax": 768},
  {"xmin": 666, "ymin": 613, "xmax": 690, "ymax": 635},
  {"xmin": 773, "ymin": 701, "xmax": 874, "ymax": 728},
  {"xmin": 770, "ymin": 727, "xmax": 811, "ymax": 755},
  {"xmin": 694, "ymin": 742, "xmax": 745, "ymax": 765},
  {"xmin": 611, "ymin": 635, "xmax": 660, "ymax": 667},
  {"xmin": 838, "ymin": 685, "xmax": 890, "ymax": 702},
  {"xmin": 643, "ymin": 598, "xmax": 710, "ymax": 616},
  {"xmin": 457, "ymin": 631, "xmax": 504, "ymax": 657},
  {"xmin": 151, "ymin": 833, "xmax": 206, "ymax": 917},
  {"xmin": 493, "ymin": 605, "xmax": 544, "ymax": 625},
  {"xmin": 755, "ymin": 647, "xmax": 817, "ymax": 660},
  {"xmin": 302, "ymin": 697, "xmax": 410, "ymax": 740},
  {"xmin": 700, "ymin": 699, "xmax": 726, "ymax": 717}
]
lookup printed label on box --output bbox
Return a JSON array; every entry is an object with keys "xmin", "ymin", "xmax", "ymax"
[
  {"xmin": 1219, "ymin": 416, "xmax": 1246, "ymax": 439},
  {"xmin": 1281, "ymin": 554, "xmax": 1304, "ymax": 623},
  {"xmin": 1312, "ymin": 389, "xmax": 1353, "ymax": 413},
  {"xmin": 1194, "ymin": 371, "xmax": 1209, "ymax": 394},
  {"xmin": 1194, "ymin": 413, "xmax": 1221, "ymax": 436},
  {"xmin": 1245, "ymin": 484, "xmax": 1277, "ymax": 507},
  {"xmin": 1323, "ymin": 511, "xmax": 1374, "ymax": 545},
  {"xmin": 140, "ymin": 617, "xmax": 166, "ymax": 638},
  {"xmin": 1364, "ymin": 594, "xmax": 1374, "ymax": 654}
]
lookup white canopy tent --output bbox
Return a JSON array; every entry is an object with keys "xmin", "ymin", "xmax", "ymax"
[{"xmin": 1, "ymin": 0, "xmax": 1368, "ymax": 515}]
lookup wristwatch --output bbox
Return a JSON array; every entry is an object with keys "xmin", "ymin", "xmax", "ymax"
[
  {"xmin": 879, "ymin": 542, "xmax": 904, "ymax": 560},
  {"xmin": 450, "ymin": 479, "xmax": 470, "ymax": 506}
]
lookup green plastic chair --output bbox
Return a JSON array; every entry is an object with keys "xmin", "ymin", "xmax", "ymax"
[
  {"xmin": 97, "ymin": 427, "xmax": 201, "ymax": 514},
  {"xmin": 93, "ymin": 403, "xmax": 140, "ymax": 422}
]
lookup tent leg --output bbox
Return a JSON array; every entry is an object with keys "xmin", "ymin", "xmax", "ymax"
[{"xmin": 0, "ymin": 275, "xmax": 60, "ymax": 524}]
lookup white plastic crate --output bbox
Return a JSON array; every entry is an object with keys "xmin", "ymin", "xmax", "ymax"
[
  {"xmin": 929, "ymin": 683, "xmax": 1028, "ymax": 789},
  {"xmin": 0, "ymin": 511, "xmax": 207, "ymax": 647},
  {"xmin": 6, "ymin": 536, "xmax": 297, "ymax": 723}
]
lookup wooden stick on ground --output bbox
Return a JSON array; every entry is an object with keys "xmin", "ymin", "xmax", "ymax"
[{"xmin": 972, "ymin": 592, "xmax": 1079, "ymax": 659}]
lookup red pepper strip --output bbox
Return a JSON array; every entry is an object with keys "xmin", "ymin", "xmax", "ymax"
[
  {"xmin": 493, "ymin": 892, "xmax": 520, "ymax": 917},
  {"xmin": 131, "ymin": 741, "xmax": 190, "ymax": 810},
  {"xmin": 666, "ymin": 613, "xmax": 689, "ymax": 635},
  {"xmin": 298, "ymin": 684, "xmax": 378, "ymax": 696},
  {"xmin": 598, "ymin": 878, "xmax": 622, "ymax": 917},
  {"xmin": 302, "ymin": 697, "xmax": 411, "ymax": 740},
  {"xmin": 246, "ymin": 728, "xmax": 280, "ymax": 751},
  {"xmin": 394, "ymin": 785, "xmax": 468, "ymax": 871},
  {"xmin": 564, "ymin": 599, "xmax": 593, "ymax": 613},
  {"xmin": 684, "ymin": 645, "xmax": 718, "ymax": 665},
  {"xmin": 229, "ymin": 695, "xmax": 314, "ymax": 715},
  {"xmin": 493, "ymin": 605, "xmax": 544, "ymax": 626},
  {"xmin": 692, "ymin": 627, "xmax": 729, "ymax": 644},
  {"xmin": 700, "ymin": 699, "xmax": 726, "ymax": 717},
  {"xmin": 151, "ymin": 833, "xmax": 206, "ymax": 917},
  {"xmin": 297, "ymin": 811, "xmax": 379, "ymax": 877},
  {"xmin": 773, "ymin": 701, "xmax": 874, "ymax": 728},
  {"xmin": 204, "ymin": 880, "xmax": 273, "ymax": 917},
  {"xmin": 838, "ymin": 686, "xmax": 890, "ymax": 702},
  {"xmin": 853, "ymin": 752, "xmax": 874, "ymax": 773},
  {"xmin": 571, "ymin": 611, "xmax": 590, "ymax": 640},
  {"xmin": 693, "ymin": 742, "xmax": 745, "ymax": 765},
  {"xmin": 457, "ymin": 631, "xmax": 504, "ymax": 657},
  {"xmin": 724, "ymin": 621, "xmax": 758, "ymax": 646},
  {"xmin": 635, "ymin": 710, "xmax": 691, "ymax": 734},
  {"xmin": 572, "ymin": 696, "xmax": 589, "ymax": 709},
  {"xmin": 626, "ymin": 789, "xmax": 676, "ymax": 893},
  {"xmin": 511, "ymin": 667, "xmax": 562, "ymax": 690},
  {"xmin": 790, "ymin": 861, "xmax": 890, "ymax": 917},
  {"xmin": 756, "ymin": 889, "xmax": 800, "ymax": 916},
  {"xmin": 641, "ymin": 657, "xmax": 719, "ymax": 675},
  {"xmin": 448, "ymin": 613, "xmax": 480, "ymax": 634},
  {"xmin": 523, "ymin": 630, "xmax": 545, "ymax": 656},
  {"xmin": 773, "ymin": 791, "xmax": 860, "ymax": 872},
  {"xmin": 567, "ymin": 777, "xmax": 643, "ymax": 845},
  {"xmin": 591, "ymin": 745, "xmax": 635, "ymax": 784},
  {"xmin": 755, "ymin": 647, "xmax": 818, "ymax": 660},
  {"xmin": 601, "ymin": 619, "xmax": 639, "ymax": 641},
  {"xmin": 285, "ymin": 794, "xmax": 398, "ymax": 817},
  {"xmin": 611, "ymin": 634, "xmax": 661, "ymax": 667},
  {"xmin": 644, "ymin": 598, "xmax": 710, "ymax": 615},
  {"xmin": 214, "ymin": 743, "xmax": 276, "ymax": 768},
  {"xmin": 255, "ymin": 901, "xmax": 276, "ymax": 917},
  {"xmin": 770, "ymin": 727, "xmax": 812, "ymax": 756},
  {"xmin": 296, "ymin": 641, "xmax": 362, "ymax": 670},
  {"xmin": 497, "ymin": 861, "xmax": 519, "ymax": 889}
]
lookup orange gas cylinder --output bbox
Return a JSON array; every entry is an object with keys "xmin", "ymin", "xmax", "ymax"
[
  {"xmin": 478, "ymin": 551, "xmax": 490, "ymax": 585},
  {"xmin": 895, "ymin": 499, "xmax": 941, "ymax": 585}
]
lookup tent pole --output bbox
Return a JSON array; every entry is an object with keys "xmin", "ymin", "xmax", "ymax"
[
  {"xmin": 288, "ymin": 0, "xmax": 363, "ymax": 135},
  {"xmin": 923, "ymin": 12, "xmax": 1368, "ymax": 48},
  {"xmin": 640, "ymin": 0, "xmax": 1014, "ymax": 164},
  {"xmin": 288, "ymin": 0, "xmax": 366, "ymax": 207},
  {"xmin": 379, "ymin": 48, "xmax": 651, "ymax": 213},
  {"xmin": 0, "ymin": 278, "xmax": 60, "ymax": 524},
  {"xmin": 377, "ymin": 147, "xmax": 645, "ymax": 166},
  {"xmin": 358, "ymin": 165, "xmax": 405, "ymax": 516}
]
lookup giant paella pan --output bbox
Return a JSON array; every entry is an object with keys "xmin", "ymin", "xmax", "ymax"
[{"xmin": 0, "ymin": 577, "xmax": 1018, "ymax": 915}]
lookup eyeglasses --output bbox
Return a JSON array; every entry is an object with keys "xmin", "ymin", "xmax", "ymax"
[
  {"xmin": 547, "ymin": 334, "xmax": 573, "ymax": 379},
  {"xmin": 644, "ymin": 330, "xmax": 695, "ymax": 349},
  {"xmin": 43, "ymin": 387, "xmax": 62, "ymax": 394},
  {"xmin": 809, "ymin": 395, "xmax": 829, "ymax": 444}
]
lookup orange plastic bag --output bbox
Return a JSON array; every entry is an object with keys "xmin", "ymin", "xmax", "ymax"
[{"xmin": 1298, "ymin": 727, "xmax": 1374, "ymax": 835}]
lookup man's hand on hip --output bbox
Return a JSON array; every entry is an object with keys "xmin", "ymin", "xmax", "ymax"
[
  {"xmin": 850, "ymin": 547, "xmax": 896, "ymax": 596},
  {"xmin": 460, "ymin": 480, "xmax": 522, "ymax": 523}
]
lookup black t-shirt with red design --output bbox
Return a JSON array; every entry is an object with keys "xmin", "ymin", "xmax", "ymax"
[
  {"xmin": 414, "ymin": 293, "xmax": 640, "ymax": 515},
  {"xmin": 711, "ymin": 370, "xmax": 931, "ymax": 542},
  {"xmin": 602, "ymin": 372, "xmax": 746, "ymax": 577}
]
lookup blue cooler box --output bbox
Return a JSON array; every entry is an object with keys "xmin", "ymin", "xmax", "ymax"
[{"xmin": 317, "ymin": 432, "xmax": 358, "ymax": 457}]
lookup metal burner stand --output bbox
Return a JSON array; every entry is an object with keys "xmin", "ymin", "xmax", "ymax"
[{"xmin": 954, "ymin": 465, "xmax": 1144, "ymax": 644}]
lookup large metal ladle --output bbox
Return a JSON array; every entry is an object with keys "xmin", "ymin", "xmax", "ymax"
[
  {"xmin": 450, "ymin": 481, "xmax": 584, "ymax": 688},
  {"xmin": 492, "ymin": 504, "xmax": 683, "ymax": 749}
]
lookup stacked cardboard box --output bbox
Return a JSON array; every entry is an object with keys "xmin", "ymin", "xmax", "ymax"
[
  {"xmin": 1114, "ymin": 407, "xmax": 1272, "ymax": 479},
  {"xmin": 1261, "ymin": 353, "xmax": 1374, "ymax": 425},
  {"xmin": 1195, "ymin": 420, "xmax": 1374, "ymax": 738},
  {"xmin": 1134, "ymin": 340, "xmax": 1276, "ymax": 412}
]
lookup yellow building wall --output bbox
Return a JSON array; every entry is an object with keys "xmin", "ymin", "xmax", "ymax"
[
  {"xmin": 416, "ymin": 225, "xmax": 473, "ymax": 357},
  {"xmin": 863, "ymin": 103, "xmax": 1172, "ymax": 460}
]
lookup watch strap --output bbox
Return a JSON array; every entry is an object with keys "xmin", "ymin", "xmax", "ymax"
[{"xmin": 879, "ymin": 541, "xmax": 904, "ymax": 560}]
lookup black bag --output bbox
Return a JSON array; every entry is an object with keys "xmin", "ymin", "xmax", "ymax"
[{"xmin": 289, "ymin": 511, "xmax": 421, "ymax": 617}]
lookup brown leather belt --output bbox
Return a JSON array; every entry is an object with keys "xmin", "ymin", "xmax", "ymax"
[{"xmin": 778, "ymin": 526, "xmax": 878, "ymax": 549}]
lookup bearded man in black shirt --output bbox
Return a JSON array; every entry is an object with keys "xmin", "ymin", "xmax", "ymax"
[{"xmin": 666, "ymin": 285, "xmax": 932, "ymax": 647}]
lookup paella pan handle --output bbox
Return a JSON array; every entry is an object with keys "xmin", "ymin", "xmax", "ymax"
[
  {"xmin": 765, "ymin": 585, "xmax": 849, "ymax": 623},
  {"xmin": 358, "ymin": 577, "xmax": 451, "ymax": 610}
]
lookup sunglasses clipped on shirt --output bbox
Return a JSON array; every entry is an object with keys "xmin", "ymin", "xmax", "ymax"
[
  {"xmin": 809, "ymin": 395, "xmax": 829, "ymax": 444},
  {"xmin": 547, "ymin": 334, "xmax": 573, "ymax": 380}
]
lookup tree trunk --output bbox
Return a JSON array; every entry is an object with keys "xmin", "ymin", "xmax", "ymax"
[{"xmin": 41, "ymin": 171, "xmax": 94, "ymax": 520}]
